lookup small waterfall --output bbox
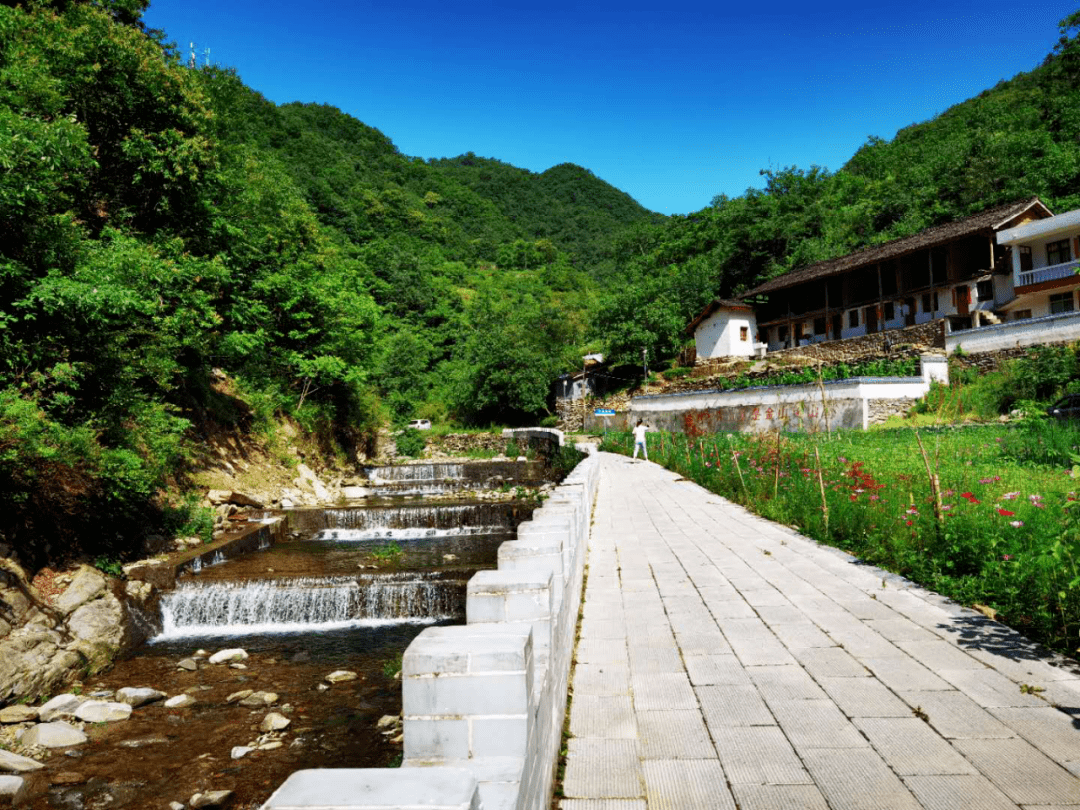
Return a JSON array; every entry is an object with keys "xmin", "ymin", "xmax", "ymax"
[
  {"xmin": 362, "ymin": 463, "xmax": 466, "ymax": 483},
  {"xmin": 155, "ymin": 573, "xmax": 465, "ymax": 639},
  {"xmin": 323, "ymin": 503, "xmax": 519, "ymax": 533}
]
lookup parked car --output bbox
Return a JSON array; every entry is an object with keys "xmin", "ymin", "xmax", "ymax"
[
  {"xmin": 1047, "ymin": 395, "xmax": 1080, "ymax": 420},
  {"xmin": 407, "ymin": 419, "xmax": 432, "ymax": 431}
]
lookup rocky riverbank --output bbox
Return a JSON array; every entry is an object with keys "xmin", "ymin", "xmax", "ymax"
[{"xmin": 0, "ymin": 644, "xmax": 405, "ymax": 809}]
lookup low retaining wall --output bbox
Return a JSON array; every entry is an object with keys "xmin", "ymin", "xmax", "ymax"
[
  {"xmin": 261, "ymin": 445, "xmax": 601, "ymax": 810},
  {"xmin": 595, "ymin": 355, "xmax": 948, "ymax": 435},
  {"xmin": 125, "ymin": 518, "xmax": 286, "ymax": 590},
  {"xmin": 946, "ymin": 311, "xmax": 1080, "ymax": 355}
]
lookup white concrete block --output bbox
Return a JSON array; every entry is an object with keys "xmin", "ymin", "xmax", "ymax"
[
  {"xmin": 403, "ymin": 717, "xmax": 470, "ymax": 761},
  {"xmin": 471, "ymin": 717, "xmax": 529, "ymax": 758},
  {"xmin": 406, "ymin": 673, "xmax": 530, "ymax": 717},
  {"xmin": 259, "ymin": 768, "xmax": 480, "ymax": 810}
]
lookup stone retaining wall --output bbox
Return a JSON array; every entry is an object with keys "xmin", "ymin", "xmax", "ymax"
[{"xmin": 261, "ymin": 446, "xmax": 601, "ymax": 810}]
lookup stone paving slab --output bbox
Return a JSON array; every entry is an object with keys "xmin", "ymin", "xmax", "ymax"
[
  {"xmin": 560, "ymin": 454, "xmax": 1080, "ymax": 810},
  {"xmin": 640, "ymin": 759, "xmax": 734, "ymax": 810}
]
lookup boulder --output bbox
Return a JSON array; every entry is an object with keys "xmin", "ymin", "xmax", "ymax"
[
  {"xmin": 177, "ymin": 658, "xmax": 199, "ymax": 672},
  {"xmin": 20, "ymin": 721, "xmax": 87, "ymax": 748},
  {"xmin": 0, "ymin": 705, "xmax": 38, "ymax": 724},
  {"xmin": 206, "ymin": 490, "xmax": 232, "ymax": 505},
  {"xmin": 325, "ymin": 670, "xmax": 357, "ymax": 684},
  {"xmin": 67, "ymin": 591, "xmax": 128, "ymax": 660},
  {"xmin": 259, "ymin": 713, "xmax": 290, "ymax": 732},
  {"xmin": 0, "ymin": 749, "xmax": 44, "ymax": 773},
  {"xmin": 38, "ymin": 694, "xmax": 85, "ymax": 722},
  {"xmin": 74, "ymin": 700, "xmax": 132, "ymax": 722},
  {"xmin": 0, "ymin": 775, "xmax": 26, "ymax": 807},
  {"xmin": 164, "ymin": 694, "xmax": 195, "ymax": 709},
  {"xmin": 191, "ymin": 789, "xmax": 234, "ymax": 808},
  {"xmin": 0, "ymin": 626, "xmax": 81, "ymax": 706},
  {"xmin": 53, "ymin": 567, "xmax": 108, "ymax": 617},
  {"xmin": 115, "ymin": 687, "xmax": 165, "ymax": 708},
  {"xmin": 230, "ymin": 746, "xmax": 252, "ymax": 760},
  {"xmin": 225, "ymin": 690, "xmax": 253, "ymax": 705},
  {"xmin": 208, "ymin": 648, "xmax": 247, "ymax": 665}
]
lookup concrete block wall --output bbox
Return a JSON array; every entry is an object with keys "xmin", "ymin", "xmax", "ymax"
[{"xmin": 261, "ymin": 446, "xmax": 600, "ymax": 810}]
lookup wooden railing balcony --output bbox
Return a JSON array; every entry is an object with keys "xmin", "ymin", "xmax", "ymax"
[{"xmin": 1017, "ymin": 259, "xmax": 1080, "ymax": 288}]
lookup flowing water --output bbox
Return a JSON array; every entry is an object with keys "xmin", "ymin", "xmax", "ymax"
[{"xmin": 28, "ymin": 469, "xmax": 539, "ymax": 810}]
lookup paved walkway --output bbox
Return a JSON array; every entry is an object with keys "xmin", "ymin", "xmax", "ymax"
[{"xmin": 561, "ymin": 453, "xmax": 1080, "ymax": 810}]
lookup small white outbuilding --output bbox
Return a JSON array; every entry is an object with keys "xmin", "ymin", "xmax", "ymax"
[{"xmin": 687, "ymin": 299, "xmax": 761, "ymax": 361}]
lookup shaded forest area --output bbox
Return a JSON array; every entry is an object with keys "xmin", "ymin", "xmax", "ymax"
[{"xmin": 2, "ymin": 0, "xmax": 1080, "ymax": 562}]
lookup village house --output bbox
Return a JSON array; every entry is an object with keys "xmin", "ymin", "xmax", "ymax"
[
  {"xmin": 690, "ymin": 197, "xmax": 1061, "ymax": 360},
  {"xmin": 995, "ymin": 207, "xmax": 1080, "ymax": 320},
  {"xmin": 685, "ymin": 299, "xmax": 763, "ymax": 361}
]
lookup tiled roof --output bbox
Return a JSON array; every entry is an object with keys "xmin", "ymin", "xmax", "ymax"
[
  {"xmin": 741, "ymin": 198, "xmax": 1050, "ymax": 298},
  {"xmin": 686, "ymin": 298, "xmax": 754, "ymax": 334}
]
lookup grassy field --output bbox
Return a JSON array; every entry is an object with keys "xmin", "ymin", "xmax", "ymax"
[{"xmin": 601, "ymin": 420, "xmax": 1080, "ymax": 657}]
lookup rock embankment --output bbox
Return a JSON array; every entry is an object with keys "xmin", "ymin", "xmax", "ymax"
[{"xmin": 0, "ymin": 558, "xmax": 156, "ymax": 708}]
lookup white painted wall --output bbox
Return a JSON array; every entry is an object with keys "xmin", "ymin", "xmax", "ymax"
[
  {"xmin": 630, "ymin": 357, "xmax": 944, "ymax": 432},
  {"xmin": 946, "ymin": 311, "xmax": 1080, "ymax": 354},
  {"xmin": 695, "ymin": 309, "xmax": 758, "ymax": 359}
]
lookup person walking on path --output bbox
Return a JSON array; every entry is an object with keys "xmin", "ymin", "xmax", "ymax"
[{"xmin": 632, "ymin": 419, "xmax": 649, "ymax": 460}]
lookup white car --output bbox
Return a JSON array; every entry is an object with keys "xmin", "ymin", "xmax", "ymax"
[{"xmin": 407, "ymin": 419, "xmax": 432, "ymax": 431}]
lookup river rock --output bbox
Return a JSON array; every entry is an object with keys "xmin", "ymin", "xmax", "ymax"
[
  {"xmin": 239, "ymin": 691, "xmax": 277, "ymax": 707},
  {"xmin": 53, "ymin": 567, "xmax": 108, "ymax": 616},
  {"xmin": 115, "ymin": 687, "xmax": 165, "ymax": 707},
  {"xmin": 51, "ymin": 771, "xmax": 86, "ymax": 786},
  {"xmin": 208, "ymin": 648, "xmax": 247, "ymax": 665},
  {"xmin": 226, "ymin": 690, "xmax": 252, "ymax": 704},
  {"xmin": 74, "ymin": 700, "xmax": 132, "ymax": 722},
  {"xmin": 325, "ymin": 670, "xmax": 357, "ymax": 683},
  {"xmin": 0, "ymin": 775, "xmax": 26, "ymax": 806},
  {"xmin": 177, "ymin": 657, "xmax": 199, "ymax": 671},
  {"xmin": 117, "ymin": 736, "xmax": 169, "ymax": 748},
  {"xmin": 0, "ymin": 749, "xmax": 44, "ymax": 773},
  {"xmin": 376, "ymin": 714, "xmax": 398, "ymax": 729},
  {"xmin": 191, "ymin": 789, "xmax": 234, "ymax": 808},
  {"xmin": 257, "ymin": 740, "xmax": 282, "ymax": 751},
  {"xmin": 259, "ymin": 713, "xmax": 290, "ymax": 732},
  {"xmin": 38, "ymin": 694, "xmax": 85, "ymax": 722},
  {"xmin": 0, "ymin": 705, "xmax": 38, "ymax": 724},
  {"xmin": 170, "ymin": 803, "xmax": 185, "ymax": 810},
  {"xmin": 164, "ymin": 694, "xmax": 195, "ymax": 709},
  {"xmin": 230, "ymin": 746, "xmax": 252, "ymax": 760},
  {"xmin": 20, "ymin": 721, "xmax": 87, "ymax": 748}
]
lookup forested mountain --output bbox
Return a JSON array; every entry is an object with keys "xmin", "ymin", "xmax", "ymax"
[
  {"xmin": 428, "ymin": 155, "xmax": 663, "ymax": 266},
  {"xmin": 593, "ymin": 11, "xmax": 1080, "ymax": 366},
  {"xmin": 3, "ymin": 0, "xmax": 1080, "ymax": 561}
]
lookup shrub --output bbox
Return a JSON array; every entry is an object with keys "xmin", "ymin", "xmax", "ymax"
[{"xmin": 395, "ymin": 428, "xmax": 426, "ymax": 458}]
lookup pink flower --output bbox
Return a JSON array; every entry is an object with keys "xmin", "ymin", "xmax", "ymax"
[
  {"xmin": 1001, "ymin": 492, "xmax": 1019, "ymax": 500},
  {"xmin": 1009, "ymin": 521, "xmax": 1024, "ymax": 528}
]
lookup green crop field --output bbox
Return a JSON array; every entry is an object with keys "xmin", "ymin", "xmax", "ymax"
[{"xmin": 602, "ymin": 421, "xmax": 1080, "ymax": 657}]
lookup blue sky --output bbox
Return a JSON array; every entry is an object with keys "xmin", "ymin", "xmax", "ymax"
[{"xmin": 145, "ymin": 1, "xmax": 1077, "ymax": 215}]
